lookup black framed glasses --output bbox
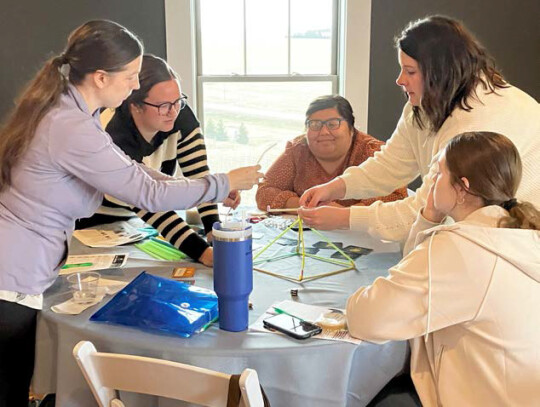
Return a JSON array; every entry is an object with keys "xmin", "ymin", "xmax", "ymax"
[
  {"xmin": 306, "ymin": 118, "xmax": 343, "ymax": 131},
  {"xmin": 142, "ymin": 93, "xmax": 188, "ymax": 116}
]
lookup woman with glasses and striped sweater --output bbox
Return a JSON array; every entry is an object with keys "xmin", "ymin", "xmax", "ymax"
[{"xmin": 76, "ymin": 54, "xmax": 236, "ymax": 266}]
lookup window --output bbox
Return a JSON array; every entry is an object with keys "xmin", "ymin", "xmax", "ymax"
[{"xmin": 196, "ymin": 0, "xmax": 339, "ymax": 206}]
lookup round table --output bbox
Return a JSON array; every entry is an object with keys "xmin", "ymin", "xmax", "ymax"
[{"xmin": 33, "ymin": 224, "xmax": 408, "ymax": 407}]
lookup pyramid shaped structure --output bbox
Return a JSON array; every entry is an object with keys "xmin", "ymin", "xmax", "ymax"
[{"xmin": 253, "ymin": 217, "xmax": 356, "ymax": 282}]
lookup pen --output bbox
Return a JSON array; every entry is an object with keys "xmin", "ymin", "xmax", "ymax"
[
  {"xmin": 273, "ymin": 306, "xmax": 304, "ymax": 321},
  {"xmin": 61, "ymin": 262, "xmax": 93, "ymax": 269},
  {"xmin": 201, "ymin": 316, "xmax": 219, "ymax": 332}
]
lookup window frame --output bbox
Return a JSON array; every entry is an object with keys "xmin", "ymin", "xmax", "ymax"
[{"xmin": 194, "ymin": 0, "xmax": 340, "ymax": 126}]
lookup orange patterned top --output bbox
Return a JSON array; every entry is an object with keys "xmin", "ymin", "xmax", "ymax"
[{"xmin": 256, "ymin": 131, "xmax": 407, "ymax": 210}]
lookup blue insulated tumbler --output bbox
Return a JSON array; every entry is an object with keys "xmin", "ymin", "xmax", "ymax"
[{"xmin": 212, "ymin": 221, "xmax": 253, "ymax": 332}]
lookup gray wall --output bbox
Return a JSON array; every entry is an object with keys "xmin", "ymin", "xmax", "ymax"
[
  {"xmin": 368, "ymin": 0, "xmax": 540, "ymax": 141},
  {"xmin": 0, "ymin": 0, "xmax": 166, "ymax": 122},
  {"xmin": 1, "ymin": 1, "xmax": 538, "ymax": 139}
]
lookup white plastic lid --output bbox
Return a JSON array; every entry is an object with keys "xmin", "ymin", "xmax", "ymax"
[{"xmin": 212, "ymin": 221, "xmax": 252, "ymax": 241}]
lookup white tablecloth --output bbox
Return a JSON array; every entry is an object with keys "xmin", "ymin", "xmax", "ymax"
[{"xmin": 33, "ymin": 223, "xmax": 408, "ymax": 406}]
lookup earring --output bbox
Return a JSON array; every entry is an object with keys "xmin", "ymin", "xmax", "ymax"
[{"xmin": 457, "ymin": 197, "xmax": 465, "ymax": 205}]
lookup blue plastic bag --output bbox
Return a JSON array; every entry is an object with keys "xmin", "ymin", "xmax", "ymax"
[{"xmin": 90, "ymin": 272, "xmax": 218, "ymax": 337}]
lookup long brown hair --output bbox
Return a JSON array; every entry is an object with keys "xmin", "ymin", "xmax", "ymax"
[
  {"xmin": 396, "ymin": 16, "xmax": 508, "ymax": 132},
  {"xmin": 0, "ymin": 20, "xmax": 143, "ymax": 191},
  {"xmin": 445, "ymin": 132, "xmax": 539, "ymax": 230}
]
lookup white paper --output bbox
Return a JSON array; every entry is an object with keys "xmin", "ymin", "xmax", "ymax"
[
  {"xmin": 250, "ymin": 300, "xmax": 362, "ymax": 345},
  {"xmin": 59, "ymin": 253, "xmax": 129, "ymax": 274},
  {"xmin": 97, "ymin": 278, "xmax": 129, "ymax": 295},
  {"xmin": 51, "ymin": 295, "xmax": 105, "ymax": 315},
  {"xmin": 73, "ymin": 223, "xmax": 146, "ymax": 247},
  {"xmin": 51, "ymin": 279, "xmax": 128, "ymax": 315}
]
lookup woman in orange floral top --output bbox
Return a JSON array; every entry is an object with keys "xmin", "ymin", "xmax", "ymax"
[{"xmin": 256, "ymin": 95, "xmax": 407, "ymax": 211}]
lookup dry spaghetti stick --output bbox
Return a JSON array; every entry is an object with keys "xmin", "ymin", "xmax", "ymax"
[
  {"xmin": 266, "ymin": 206, "xmax": 298, "ymax": 213},
  {"xmin": 256, "ymin": 142, "xmax": 277, "ymax": 165}
]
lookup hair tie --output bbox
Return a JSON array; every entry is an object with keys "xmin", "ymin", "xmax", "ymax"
[
  {"xmin": 57, "ymin": 54, "xmax": 71, "ymax": 80},
  {"xmin": 501, "ymin": 198, "xmax": 518, "ymax": 211}
]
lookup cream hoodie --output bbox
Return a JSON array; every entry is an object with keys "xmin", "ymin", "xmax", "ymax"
[
  {"xmin": 346, "ymin": 206, "xmax": 540, "ymax": 406},
  {"xmin": 340, "ymin": 84, "xmax": 540, "ymax": 243}
]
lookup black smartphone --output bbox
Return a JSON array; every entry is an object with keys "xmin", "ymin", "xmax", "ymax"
[{"xmin": 263, "ymin": 313, "xmax": 322, "ymax": 340}]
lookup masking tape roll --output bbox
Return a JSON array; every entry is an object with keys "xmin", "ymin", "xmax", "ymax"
[{"xmin": 315, "ymin": 311, "xmax": 347, "ymax": 330}]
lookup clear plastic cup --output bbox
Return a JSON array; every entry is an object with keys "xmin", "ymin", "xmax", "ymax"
[{"xmin": 67, "ymin": 272, "xmax": 100, "ymax": 304}]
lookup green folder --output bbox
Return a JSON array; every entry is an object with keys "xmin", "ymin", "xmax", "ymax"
[{"xmin": 135, "ymin": 239, "xmax": 187, "ymax": 261}]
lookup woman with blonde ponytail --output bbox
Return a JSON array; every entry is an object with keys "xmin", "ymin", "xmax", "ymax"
[
  {"xmin": 0, "ymin": 20, "xmax": 263, "ymax": 406},
  {"xmin": 346, "ymin": 132, "xmax": 540, "ymax": 405}
]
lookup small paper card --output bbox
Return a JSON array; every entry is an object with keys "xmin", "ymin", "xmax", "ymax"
[{"xmin": 172, "ymin": 267, "xmax": 196, "ymax": 278}]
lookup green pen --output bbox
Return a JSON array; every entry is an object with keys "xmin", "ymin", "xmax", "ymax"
[
  {"xmin": 61, "ymin": 262, "xmax": 93, "ymax": 269},
  {"xmin": 273, "ymin": 306, "xmax": 304, "ymax": 321},
  {"xmin": 200, "ymin": 316, "xmax": 219, "ymax": 332}
]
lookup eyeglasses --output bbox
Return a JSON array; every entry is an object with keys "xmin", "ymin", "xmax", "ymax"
[
  {"xmin": 306, "ymin": 118, "xmax": 343, "ymax": 131},
  {"xmin": 142, "ymin": 93, "xmax": 188, "ymax": 116}
]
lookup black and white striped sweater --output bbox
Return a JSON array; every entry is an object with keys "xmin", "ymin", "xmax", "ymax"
[{"xmin": 76, "ymin": 104, "xmax": 219, "ymax": 261}]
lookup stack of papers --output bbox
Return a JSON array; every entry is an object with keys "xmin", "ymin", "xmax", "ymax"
[{"xmin": 73, "ymin": 224, "xmax": 154, "ymax": 247}]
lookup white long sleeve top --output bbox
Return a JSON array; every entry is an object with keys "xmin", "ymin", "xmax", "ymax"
[{"xmin": 340, "ymin": 84, "xmax": 540, "ymax": 242}]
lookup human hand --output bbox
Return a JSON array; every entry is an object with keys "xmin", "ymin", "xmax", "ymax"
[
  {"xmin": 223, "ymin": 190, "xmax": 241, "ymax": 209},
  {"xmin": 284, "ymin": 196, "xmax": 301, "ymax": 209},
  {"xmin": 299, "ymin": 178, "xmax": 346, "ymax": 208},
  {"xmin": 297, "ymin": 206, "xmax": 350, "ymax": 230},
  {"xmin": 422, "ymin": 183, "xmax": 445, "ymax": 223},
  {"xmin": 227, "ymin": 165, "xmax": 265, "ymax": 191},
  {"xmin": 327, "ymin": 201, "xmax": 344, "ymax": 208},
  {"xmin": 198, "ymin": 246, "xmax": 213, "ymax": 267},
  {"xmin": 206, "ymin": 231, "xmax": 213, "ymax": 244}
]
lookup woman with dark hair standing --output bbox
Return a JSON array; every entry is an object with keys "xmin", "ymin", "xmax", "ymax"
[
  {"xmin": 77, "ymin": 54, "xmax": 235, "ymax": 266},
  {"xmin": 347, "ymin": 132, "xmax": 540, "ymax": 405},
  {"xmin": 255, "ymin": 95, "xmax": 407, "ymax": 211},
  {"xmin": 0, "ymin": 21, "xmax": 262, "ymax": 406},
  {"xmin": 299, "ymin": 16, "xmax": 539, "ymax": 240}
]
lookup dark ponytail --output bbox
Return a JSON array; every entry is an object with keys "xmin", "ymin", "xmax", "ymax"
[{"xmin": 0, "ymin": 20, "xmax": 142, "ymax": 191}]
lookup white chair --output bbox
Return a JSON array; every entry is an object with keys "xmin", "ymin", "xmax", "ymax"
[{"xmin": 73, "ymin": 341, "xmax": 265, "ymax": 407}]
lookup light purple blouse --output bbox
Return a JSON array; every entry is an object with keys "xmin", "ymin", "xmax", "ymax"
[{"xmin": 0, "ymin": 85, "xmax": 229, "ymax": 295}]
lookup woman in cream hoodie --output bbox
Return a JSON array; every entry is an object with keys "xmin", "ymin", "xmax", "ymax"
[
  {"xmin": 346, "ymin": 132, "xmax": 540, "ymax": 406},
  {"xmin": 298, "ymin": 16, "xmax": 539, "ymax": 243}
]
